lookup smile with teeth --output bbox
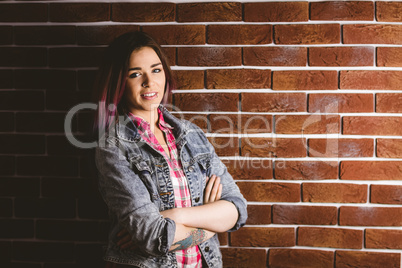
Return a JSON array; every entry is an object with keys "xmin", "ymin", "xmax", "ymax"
[
  {"xmin": 142, "ymin": 93, "xmax": 156, "ymax": 97},
  {"xmin": 141, "ymin": 92, "xmax": 158, "ymax": 100}
]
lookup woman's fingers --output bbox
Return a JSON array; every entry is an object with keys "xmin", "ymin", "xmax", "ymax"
[
  {"xmin": 117, "ymin": 228, "xmax": 132, "ymax": 248},
  {"xmin": 216, "ymin": 183, "xmax": 222, "ymax": 200},
  {"xmin": 208, "ymin": 176, "xmax": 221, "ymax": 202},
  {"xmin": 204, "ymin": 175, "xmax": 222, "ymax": 203},
  {"xmin": 203, "ymin": 175, "xmax": 215, "ymax": 203}
]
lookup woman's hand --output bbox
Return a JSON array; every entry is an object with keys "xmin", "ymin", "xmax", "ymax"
[
  {"xmin": 204, "ymin": 175, "xmax": 222, "ymax": 204},
  {"xmin": 116, "ymin": 228, "xmax": 138, "ymax": 251}
]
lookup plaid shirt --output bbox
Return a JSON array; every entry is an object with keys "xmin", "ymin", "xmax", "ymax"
[{"xmin": 128, "ymin": 109, "xmax": 202, "ymax": 268}]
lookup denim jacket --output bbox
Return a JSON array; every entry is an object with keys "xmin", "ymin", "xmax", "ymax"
[{"xmin": 95, "ymin": 106, "xmax": 247, "ymax": 268}]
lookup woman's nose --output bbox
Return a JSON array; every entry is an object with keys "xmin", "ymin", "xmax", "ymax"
[{"xmin": 142, "ymin": 73, "xmax": 155, "ymax": 88}]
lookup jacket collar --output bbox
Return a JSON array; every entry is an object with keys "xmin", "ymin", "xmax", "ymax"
[{"xmin": 114, "ymin": 105, "xmax": 189, "ymax": 143}]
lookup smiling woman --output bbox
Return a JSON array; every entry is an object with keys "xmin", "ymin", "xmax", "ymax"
[{"xmin": 91, "ymin": 31, "xmax": 247, "ymax": 268}]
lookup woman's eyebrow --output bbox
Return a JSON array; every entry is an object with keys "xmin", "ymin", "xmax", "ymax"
[{"xmin": 128, "ymin": 62, "xmax": 162, "ymax": 71}]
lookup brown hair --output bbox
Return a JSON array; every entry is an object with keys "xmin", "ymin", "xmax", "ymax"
[{"xmin": 92, "ymin": 31, "xmax": 174, "ymax": 133}]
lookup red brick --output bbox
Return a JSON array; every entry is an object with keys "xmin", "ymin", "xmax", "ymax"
[
  {"xmin": 173, "ymin": 70, "xmax": 204, "ymax": 90},
  {"xmin": 76, "ymin": 25, "xmax": 140, "ymax": 45},
  {"xmin": 208, "ymin": 25, "xmax": 272, "ymax": 45},
  {"xmin": 142, "ymin": 25, "xmax": 205, "ymax": 45},
  {"xmin": 222, "ymin": 159, "xmax": 273, "ymax": 180},
  {"xmin": 241, "ymin": 138, "xmax": 306, "ymax": 158},
  {"xmin": 0, "ymin": 177, "xmax": 40, "ymax": 197},
  {"xmin": 47, "ymin": 134, "xmax": 88, "ymax": 156},
  {"xmin": 269, "ymin": 249, "xmax": 334, "ymax": 268},
  {"xmin": 237, "ymin": 182, "xmax": 300, "ymax": 202},
  {"xmin": 309, "ymin": 47, "xmax": 374, "ymax": 66},
  {"xmin": 177, "ymin": 47, "xmax": 241, "ymax": 67},
  {"xmin": 0, "ymin": 3, "xmax": 47, "ymax": 22},
  {"xmin": 341, "ymin": 70, "xmax": 402, "ymax": 90},
  {"xmin": 207, "ymin": 69, "xmax": 270, "ymax": 89},
  {"xmin": 177, "ymin": 2, "xmax": 241, "ymax": 22},
  {"xmin": 15, "ymin": 26, "xmax": 75, "ymax": 45},
  {"xmin": 0, "ymin": 69, "xmax": 13, "ymax": 89},
  {"xmin": 275, "ymin": 24, "xmax": 340, "ymax": 44},
  {"xmin": 275, "ymin": 114, "xmax": 340, "ymax": 134},
  {"xmin": 273, "ymin": 205, "xmax": 337, "ymax": 225},
  {"xmin": 244, "ymin": 2, "xmax": 308, "ymax": 22},
  {"xmin": 174, "ymin": 93, "xmax": 238, "ymax": 112},
  {"xmin": 14, "ymin": 69, "xmax": 76, "ymax": 91},
  {"xmin": 16, "ymin": 112, "xmax": 72, "ymax": 133},
  {"xmin": 273, "ymin": 71, "xmax": 338, "ymax": 90},
  {"xmin": 244, "ymin": 47, "xmax": 307, "ymax": 66},
  {"xmin": 0, "ymin": 113, "xmax": 14, "ymax": 132},
  {"xmin": 343, "ymin": 116, "xmax": 402, "ymax": 136},
  {"xmin": 242, "ymin": 93, "xmax": 306, "ymax": 112},
  {"xmin": 308, "ymin": 138, "xmax": 374, "ymax": 158},
  {"xmin": 376, "ymin": 93, "xmax": 402, "ymax": 113},
  {"xmin": 0, "ymin": 47, "xmax": 47, "ymax": 67},
  {"xmin": 246, "ymin": 205, "xmax": 271, "ymax": 225},
  {"xmin": 218, "ymin": 232, "xmax": 227, "ymax": 246},
  {"xmin": 377, "ymin": 47, "xmax": 402, "ymax": 67},
  {"xmin": 0, "ymin": 91, "xmax": 44, "ymax": 111},
  {"xmin": 49, "ymin": 47, "xmax": 105, "ymax": 68},
  {"xmin": 76, "ymin": 70, "xmax": 97, "ymax": 91},
  {"xmin": 207, "ymin": 137, "xmax": 239, "ymax": 156},
  {"xmin": 112, "ymin": 3, "xmax": 174, "ymax": 22},
  {"xmin": 341, "ymin": 161, "xmax": 402, "ymax": 180},
  {"xmin": 17, "ymin": 156, "xmax": 79, "ymax": 177},
  {"xmin": 371, "ymin": 184, "xmax": 402, "ymax": 205},
  {"xmin": 162, "ymin": 47, "xmax": 176, "ymax": 67},
  {"xmin": 231, "ymin": 227, "xmax": 295, "ymax": 247},
  {"xmin": 336, "ymin": 251, "xmax": 401, "ymax": 268},
  {"xmin": 340, "ymin": 206, "xmax": 402, "ymax": 226},
  {"xmin": 13, "ymin": 241, "xmax": 74, "ymax": 262},
  {"xmin": 221, "ymin": 248, "xmax": 267, "ymax": 268},
  {"xmin": 0, "ymin": 26, "xmax": 13, "ymax": 45},
  {"xmin": 377, "ymin": 138, "xmax": 402, "ymax": 158},
  {"xmin": 46, "ymin": 91, "xmax": 90, "ymax": 111},
  {"xmin": 298, "ymin": 227, "xmax": 363, "ymax": 249},
  {"xmin": 309, "ymin": 93, "xmax": 373, "ymax": 113},
  {"xmin": 174, "ymin": 113, "xmax": 208, "ymax": 132},
  {"xmin": 376, "ymin": 1, "xmax": 402, "ymax": 22},
  {"xmin": 311, "ymin": 1, "xmax": 374, "ymax": 21},
  {"xmin": 0, "ymin": 134, "xmax": 45, "ymax": 155},
  {"xmin": 303, "ymin": 183, "xmax": 367, "ymax": 203},
  {"xmin": 366, "ymin": 229, "xmax": 402, "ymax": 249},
  {"xmin": 0, "ymin": 156, "xmax": 14, "ymax": 176},
  {"xmin": 275, "ymin": 161, "xmax": 338, "ymax": 181},
  {"xmin": 36, "ymin": 220, "xmax": 102, "ymax": 241},
  {"xmin": 344, "ymin": 24, "xmax": 402, "ymax": 44},
  {"xmin": 49, "ymin": 3, "xmax": 110, "ymax": 22},
  {"xmin": 209, "ymin": 114, "xmax": 272, "ymax": 134},
  {"xmin": 41, "ymin": 177, "xmax": 92, "ymax": 198}
]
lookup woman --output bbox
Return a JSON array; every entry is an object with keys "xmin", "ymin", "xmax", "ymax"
[{"xmin": 93, "ymin": 31, "xmax": 247, "ymax": 268}]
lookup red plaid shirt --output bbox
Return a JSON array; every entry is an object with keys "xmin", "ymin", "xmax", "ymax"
[{"xmin": 128, "ymin": 109, "xmax": 202, "ymax": 268}]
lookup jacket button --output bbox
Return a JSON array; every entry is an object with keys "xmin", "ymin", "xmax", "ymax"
[
  {"xmin": 188, "ymin": 167, "xmax": 194, "ymax": 172},
  {"xmin": 205, "ymin": 246, "xmax": 210, "ymax": 252},
  {"xmin": 194, "ymin": 197, "xmax": 200, "ymax": 203}
]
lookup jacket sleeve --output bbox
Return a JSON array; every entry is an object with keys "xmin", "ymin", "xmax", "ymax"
[
  {"xmin": 95, "ymin": 136, "xmax": 175, "ymax": 257},
  {"xmin": 190, "ymin": 124, "xmax": 248, "ymax": 232}
]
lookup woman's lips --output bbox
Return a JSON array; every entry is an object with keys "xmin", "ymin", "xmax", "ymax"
[{"xmin": 141, "ymin": 92, "xmax": 158, "ymax": 100}]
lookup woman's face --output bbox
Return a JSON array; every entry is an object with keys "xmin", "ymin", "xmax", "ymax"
[{"xmin": 124, "ymin": 47, "xmax": 166, "ymax": 118}]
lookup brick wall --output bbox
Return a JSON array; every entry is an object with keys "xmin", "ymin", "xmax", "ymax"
[{"xmin": 1, "ymin": 1, "xmax": 401, "ymax": 267}]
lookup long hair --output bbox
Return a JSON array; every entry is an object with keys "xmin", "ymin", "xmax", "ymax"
[{"xmin": 92, "ymin": 31, "xmax": 175, "ymax": 134}]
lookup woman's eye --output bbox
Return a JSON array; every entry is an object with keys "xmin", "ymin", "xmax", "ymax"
[
  {"xmin": 153, "ymin": 68, "xmax": 162, "ymax": 73},
  {"xmin": 129, "ymin": 72, "xmax": 140, "ymax": 78}
]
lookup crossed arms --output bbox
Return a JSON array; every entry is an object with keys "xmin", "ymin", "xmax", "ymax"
[{"xmin": 117, "ymin": 175, "xmax": 239, "ymax": 252}]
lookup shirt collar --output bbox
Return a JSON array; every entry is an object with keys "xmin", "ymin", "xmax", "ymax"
[{"xmin": 128, "ymin": 108, "xmax": 174, "ymax": 132}]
